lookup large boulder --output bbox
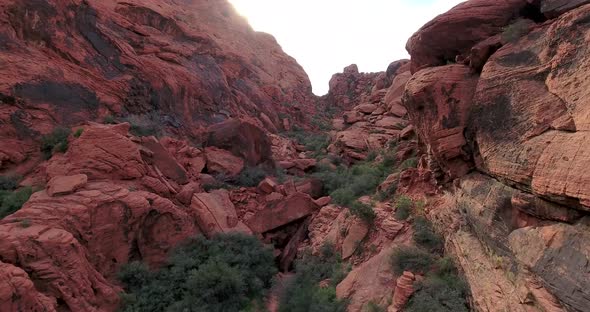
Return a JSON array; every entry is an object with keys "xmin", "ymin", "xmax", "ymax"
[
  {"xmin": 205, "ymin": 119, "xmax": 273, "ymax": 166},
  {"xmin": 0, "ymin": 182, "xmax": 200, "ymax": 311},
  {"xmin": 247, "ymin": 193, "xmax": 319, "ymax": 233},
  {"xmin": 204, "ymin": 147, "xmax": 245, "ymax": 178},
  {"xmin": 406, "ymin": 0, "xmax": 533, "ymax": 72},
  {"xmin": 403, "ymin": 65, "xmax": 478, "ymax": 179},
  {"xmin": 189, "ymin": 190, "xmax": 252, "ymax": 237}
]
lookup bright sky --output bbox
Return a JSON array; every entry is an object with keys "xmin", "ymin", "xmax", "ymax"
[{"xmin": 229, "ymin": 0, "xmax": 465, "ymax": 95}]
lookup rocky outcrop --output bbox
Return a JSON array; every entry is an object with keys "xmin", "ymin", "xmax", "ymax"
[
  {"xmin": 0, "ymin": 0, "xmax": 315, "ymax": 173},
  {"xmin": 406, "ymin": 0, "xmax": 541, "ymax": 73},
  {"xmin": 403, "ymin": 1, "xmax": 590, "ymax": 312},
  {"xmin": 247, "ymin": 193, "xmax": 319, "ymax": 233}
]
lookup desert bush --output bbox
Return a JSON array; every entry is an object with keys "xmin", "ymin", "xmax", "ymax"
[
  {"xmin": 286, "ymin": 129, "xmax": 330, "ymax": 158},
  {"xmin": 405, "ymin": 274, "xmax": 468, "ymax": 312},
  {"xmin": 349, "ymin": 201, "xmax": 376, "ymax": 224},
  {"xmin": 395, "ymin": 196, "xmax": 413, "ymax": 220},
  {"xmin": 279, "ymin": 243, "xmax": 349, "ymax": 312},
  {"xmin": 40, "ymin": 127, "xmax": 71, "ymax": 159},
  {"xmin": 73, "ymin": 128, "xmax": 84, "ymax": 138},
  {"xmin": 0, "ymin": 186, "xmax": 33, "ymax": 219},
  {"xmin": 0, "ymin": 176, "xmax": 19, "ymax": 191},
  {"xmin": 103, "ymin": 115, "xmax": 116, "ymax": 124},
  {"xmin": 365, "ymin": 301, "xmax": 386, "ymax": 312},
  {"xmin": 413, "ymin": 217, "xmax": 443, "ymax": 252},
  {"xmin": 399, "ymin": 157, "xmax": 418, "ymax": 170},
  {"xmin": 234, "ymin": 166, "xmax": 267, "ymax": 187},
  {"xmin": 390, "ymin": 246, "xmax": 435, "ymax": 275},
  {"xmin": 118, "ymin": 233, "xmax": 276, "ymax": 312}
]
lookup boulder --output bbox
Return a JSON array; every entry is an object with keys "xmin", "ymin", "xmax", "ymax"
[
  {"xmin": 406, "ymin": 0, "xmax": 532, "ymax": 72},
  {"xmin": 140, "ymin": 138, "xmax": 188, "ymax": 184},
  {"xmin": 404, "ymin": 65, "xmax": 478, "ymax": 179},
  {"xmin": 390, "ymin": 271, "xmax": 417, "ymax": 312},
  {"xmin": 46, "ymin": 174, "xmax": 88, "ymax": 197},
  {"xmin": 190, "ymin": 190, "xmax": 252, "ymax": 237},
  {"xmin": 356, "ymin": 103, "xmax": 378, "ymax": 114},
  {"xmin": 314, "ymin": 196, "xmax": 332, "ymax": 207},
  {"xmin": 341, "ymin": 220, "xmax": 369, "ymax": 259},
  {"xmin": 258, "ymin": 178, "xmax": 278, "ymax": 194},
  {"xmin": 247, "ymin": 193, "xmax": 319, "ymax": 233},
  {"xmin": 46, "ymin": 124, "xmax": 147, "ymax": 180},
  {"xmin": 205, "ymin": 147, "xmax": 245, "ymax": 178},
  {"xmin": 205, "ymin": 119, "xmax": 273, "ymax": 166},
  {"xmin": 0, "ymin": 182, "xmax": 199, "ymax": 311}
]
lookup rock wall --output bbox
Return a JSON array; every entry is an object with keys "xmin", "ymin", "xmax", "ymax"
[
  {"xmin": 403, "ymin": 1, "xmax": 590, "ymax": 311},
  {"xmin": 0, "ymin": 0, "xmax": 315, "ymax": 172}
]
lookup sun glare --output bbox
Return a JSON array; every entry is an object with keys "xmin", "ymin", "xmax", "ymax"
[{"xmin": 228, "ymin": 0, "xmax": 465, "ymax": 95}]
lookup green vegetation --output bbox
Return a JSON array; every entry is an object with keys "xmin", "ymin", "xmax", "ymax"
[
  {"xmin": 41, "ymin": 127, "xmax": 71, "ymax": 159},
  {"xmin": 502, "ymin": 19, "xmax": 529, "ymax": 43},
  {"xmin": 405, "ymin": 257, "xmax": 468, "ymax": 312},
  {"xmin": 0, "ymin": 186, "xmax": 33, "ymax": 219},
  {"xmin": 73, "ymin": 128, "xmax": 84, "ymax": 138},
  {"xmin": 413, "ymin": 217, "xmax": 443, "ymax": 252},
  {"xmin": 0, "ymin": 176, "xmax": 19, "ymax": 191},
  {"xmin": 390, "ymin": 246, "xmax": 435, "ymax": 275},
  {"xmin": 313, "ymin": 156, "xmax": 395, "ymax": 207},
  {"xmin": 287, "ymin": 127, "xmax": 331, "ymax": 158},
  {"xmin": 365, "ymin": 301, "xmax": 386, "ymax": 312},
  {"xmin": 103, "ymin": 115, "xmax": 116, "ymax": 124},
  {"xmin": 234, "ymin": 166, "xmax": 267, "ymax": 187},
  {"xmin": 118, "ymin": 233, "xmax": 276, "ymax": 312},
  {"xmin": 279, "ymin": 243, "xmax": 349, "ymax": 312},
  {"xmin": 349, "ymin": 201, "xmax": 376, "ymax": 224},
  {"xmin": 395, "ymin": 196, "xmax": 413, "ymax": 221},
  {"xmin": 399, "ymin": 157, "xmax": 418, "ymax": 170}
]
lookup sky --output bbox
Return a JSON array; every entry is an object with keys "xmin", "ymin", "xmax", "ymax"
[{"xmin": 229, "ymin": 0, "xmax": 465, "ymax": 95}]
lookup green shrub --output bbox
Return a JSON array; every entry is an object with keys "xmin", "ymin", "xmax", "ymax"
[
  {"xmin": 365, "ymin": 301, "xmax": 386, "ymax": 312},
  {"xmin": 390, "ymin": 246, "xmax": 435, "ymax": 275},
  {"xmin": 73, "ymin": 128, "xmax": 84, "ymax": 138},
  {"xmin": 395, "ymin": 196, "xmax": 413, "ymax": 220},
  {"xmin": 405, "ymin": 275, "xmax": 468, "ymax": 312},
  {"xmin": 19, "ymin": 218, "xmax": 31, "ymax": 228},
  {"xmin": 118, "ymin": 233, "xmax": 277, "ymax": 312},
  {"xmin": 399, "ymin": 157, "xmax": 418, "ymax": 170},
  {"xmin": 0, "ymin": 187, "xmax": 33, "ymax": 219},
  {"xmin": 413, "ymin": 217, "xmax": 443, "ymax": 252},
  {"xmin": 279, "ymin": 243, "xmax": 349, "ymax": 312},
  {"xmin": 40, "ymin": 128, "xmax": 71, "ymax": 159},
  {"xmin": 349, "ymin": 201, "xmax": 376, "ymax": 224},
  {"xmin": 234, "ymin": 166, "xmax": 267, "ymax": 187},
  {"xmin": 103, "ymin": 115, "xmax": 116, "ymax": 124},
  {"xmin": 286, "ymin": 130, "xmax": 330, "ymax": 158},
  {"xmin": 0, "ymin": 176, "xmax": 19, "ymax": 191}
]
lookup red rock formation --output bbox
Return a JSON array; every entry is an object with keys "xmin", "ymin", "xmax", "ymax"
[
  {"xmin": 403, "ymin": 65, "xmax": 478, "ymax": 179},
  {"xmin": 390, "ymin": 271, "xmax": 416, "ymax": 311},
  {"xmin": 0, "ymin": 0, "xmax": 315, "ymax": 173},
  {"xmin": 247, "ymin": 193, "xmax": 319, "ymax": 233},
  {"xmin": 0, "ymin": 261, "xmax": 56, "ymax": 311},
  {"xmin": 406, "ymin": 0, "xmax": 537, "ymax": 73}
]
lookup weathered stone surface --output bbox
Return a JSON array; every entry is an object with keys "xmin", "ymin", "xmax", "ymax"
[
  {"xmin": 406, "ymin": 0, "xmax": 532, "ymax": 72},
  {"xmin": 258, "ymin": 178, "xmax": 278, "ymax": 194},
  {"xmin": 341, "ymin": 220, "xmax": 369, "ymax": 259},
  {"xmin": 470, "ymin": 6, "xmax": 590, "ymax": 210},
  {"xmin": 247, "ymin": 193, "xmax": 319, "ymax": 233},
  {"xmin": 46, "ymin": 174, "xmax": 88, "ymax": 197},
  {"xmin": 205, "ymin": 119, "xmax": 273, "ymax": 166},
  {"xmin": 0, "ymin": 182, "xmax": 199, "ymax": 311},
  {"xmin": 46, "ymin": 124, "xmax": 147, "ymax": 180},
  {"xmin": 190, "ymin": 190, "xmax": 251, "ymax": 237},
  {"xmin": 0, "ymin": 261, "xmax": 56, "ymax": 311},
  {"xmin": 541, "ymin": 0, "xmax": 590, "ymax": 18},
  {"xmin": 404, "ymin": 65, "xmax": 478, "ymax": 179},
  {"xmin": 204, "ymin": 147, "xmax": 245, "ymax": 178},
  {"xmin": 509, "ymin": 222, "xmax": 590, "ymax": 312},
  {"xmin": 140, "ymin": 138, "xmax": 188, "ymax": 184},
  {"xmin": 390, "ymin": 271, "xmax": 416, "ymax": 312}
]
